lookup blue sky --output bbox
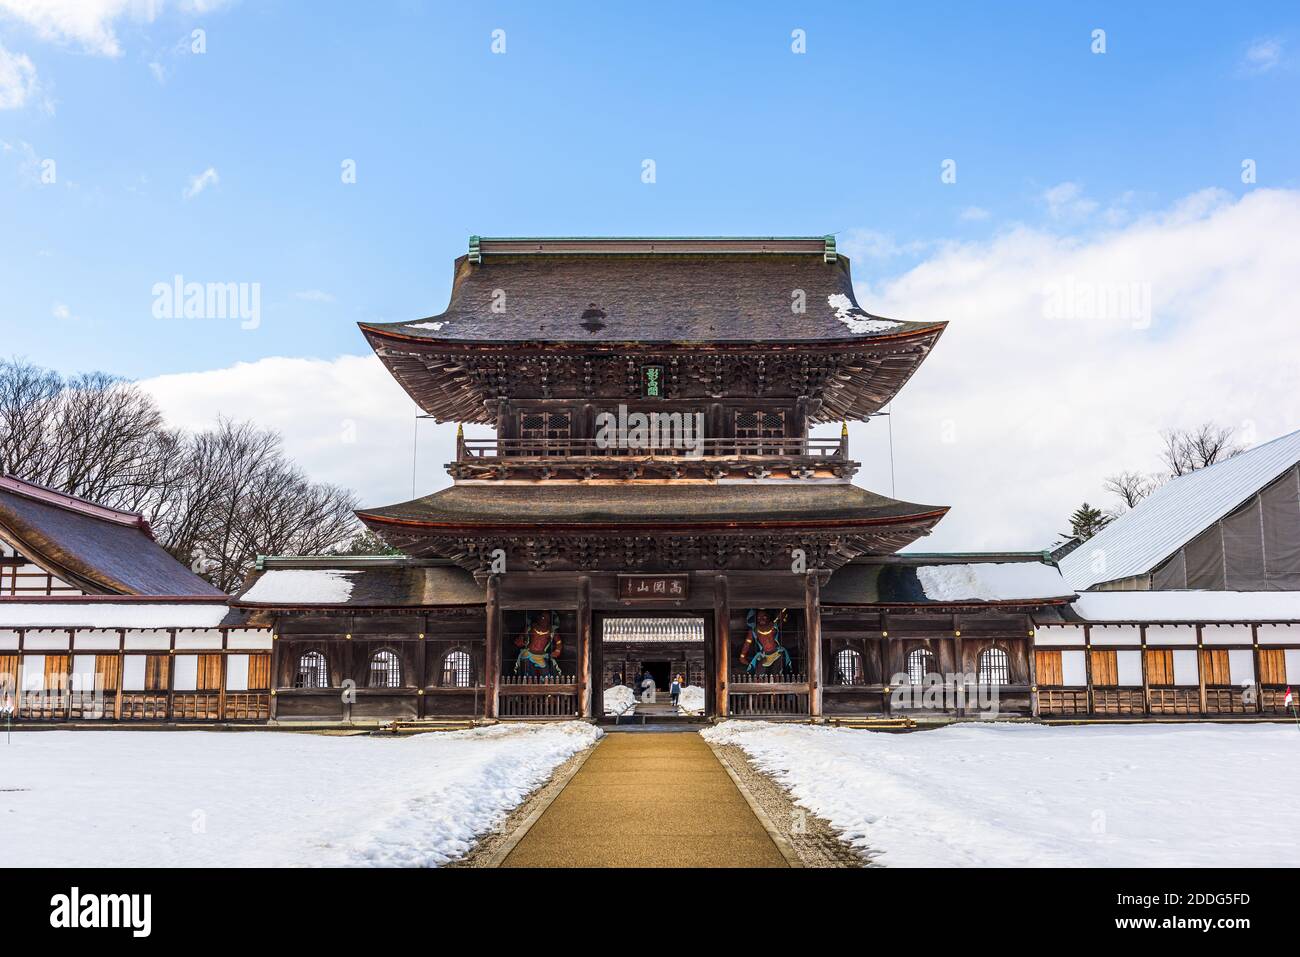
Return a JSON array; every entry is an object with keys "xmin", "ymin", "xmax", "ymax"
[
  {"xmin": 2, "ymin": 1, "xmax": 1296, "ymax": 378},
  {"xmin": 2, "ymin": 1, "xmax": 1299, "ymax": 549}
]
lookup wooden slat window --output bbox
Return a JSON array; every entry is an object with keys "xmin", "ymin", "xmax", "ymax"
[
  {"xmin": 1145, "ymin": 649, "xmax": 1174, "ymax": 687},
  {"xmin": 43, "ymin": 654, "xmax": 70, "ymax": 691},
  {"xmin": 1202, "ymin": 648, "xmax": 1230, "ymax": 687},
  {"xmin": 368, "ymin": 649, "xmax": 402, "ymax": 688},
  {"xmin": 196, "ymin": 654, "xmax": 222, "ymax": 691},
  {"xmin": 833, "ymin": 648, "xmax": 862, "ymax": 685},
  {"xmin": 978, "ymin": 647, "xmax": 1010, "ymax": 685},
  {"xmin": 247, "ymin": 654, "xmax": 271, "ymax": 690},
  {"xmin": 734, "ymin": 410, "xmax": 786, "ymax": 453},
  {"xmin": 95, "ymin": 654, "xmax": 120, "ymax": 690},
  {"xmin": 441, "ymin": 650, "xmax": 472, "ymax": 688},
  {"xmin": 906, "ymin": 648, "xmax": 935, "ymax": 684},
  {"xmin": 0, "ymin": 654, "xmax": 17, "ymax": 699},
  {"xmin": 1259, "ymin": 648, "xmax": 1286, "ymax": 685},
  {"xmin": 144, "ymin": 654, "xmax": 170, "ymax": 691},
  {"xmin": 518, "ymin": 411, "xmax": 571, "ymax": 456},
  {"xmin": 1035, "ymin": 649, "xmax": 1062, "ymax": 685},
  {"xmin": 1090, "ymin": 650, "xmax": 1118, "ymax": 687}
]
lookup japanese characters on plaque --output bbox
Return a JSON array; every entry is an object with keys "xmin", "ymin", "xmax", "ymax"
[{"xmin": 617, "ymin": 574, "xmax": 689, "ymax": 601}]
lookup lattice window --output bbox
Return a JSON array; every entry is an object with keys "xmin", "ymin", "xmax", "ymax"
[
  {"xmin": 294, "ymin": 651, "xmax": 328, "ymax": 689},
  {"xmin": 518, "ymin": 410, "xmax": 571, "ymax": 456},
  {"xmin": 978, "ymin": 647, "xmax": 1010, "ymax": 686},
  {"xmin": 834, "ymin": 648, "xmax": 862, "ymax": 685},
  {"xmin": 907, "ymin": 648, "xmax": 935, "ymax": 685},
  {"xmin": 442, "ymin": 650, "xmax": 472, "ymax": 688},
  {"xmin": 369, "ymin": 649, "xmax": 402, "ymax": 688},
  {"xmin": 734, "ymin": 409, "xmax": 786, "ymax": 453}
]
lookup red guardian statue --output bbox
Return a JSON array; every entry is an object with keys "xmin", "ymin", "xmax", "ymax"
[
  {"xmin": 740, "ymin": 608, "xmax": 792, "ymax": 675},
  {"xmin": 514, "ymin": 610, "xmax": 564, "ymax": 677}
]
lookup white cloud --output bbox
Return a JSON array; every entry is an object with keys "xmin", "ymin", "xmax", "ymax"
[
  {"xmin": 148, "ymin": 60, "xmax": 166, "ymax": 83},
  {"xmin": 0, "ymin": 0, "xmax": 232, "ymax": 58},
  {"xmin": 134, "ymin": 189, "xmax": 1300, "ymax": 553},
  {"xmin": 0, "ymin": 41, "xmax": 38, "ymax": 109},
  {"xmin": 1042, "ymin": 181, "xmax": 1099, "ymax": 221},
  {"xmin": 839, "ymin": 228, "xmax": 930, "ymax": 261},
  {"xmin": 843, "ymin": 187, "xmax": 1300, "ymax": 551},
  {"xmin": 1243, "ymin": 37, "xmax": 1283, "ymax": 74},
  {"xmin": 138, "ymin": 355, "xmax": 467, "ymax": 511},
  {"xmin": 51, "ymin": 301, "xmax": 75, "ymax": 320},
  {"xmin": 182, "ymin": 165, "xmax": 218, "ymax": 199}
]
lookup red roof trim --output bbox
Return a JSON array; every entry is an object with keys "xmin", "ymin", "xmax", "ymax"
[{"xmin": 0, "ymin": 474, "xmax": 154, "ymax": 537}]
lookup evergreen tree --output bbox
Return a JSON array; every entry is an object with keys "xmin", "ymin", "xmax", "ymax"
[{"xmin": 1064, "ymin": 502, "xmax": 1112, "ymax": 542}]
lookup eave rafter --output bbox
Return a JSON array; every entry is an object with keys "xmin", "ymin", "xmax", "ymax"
[{"xmin": 363, "ymin": 327, "xmax": 944, "ymax": 425}]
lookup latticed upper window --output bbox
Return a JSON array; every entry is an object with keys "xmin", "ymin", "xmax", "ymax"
[
  {"xmin": 907, "ymin": 648, "xmax": 936, "ymax": 685},
  {"xmin": 369, "ymin": 650, "xmax": 402, "ymax": 688},
  {"xmin": 835, "ymin": 648, "xmax": 862, "ymax": 685},
  {"xmin": 734, "ymin": 410, "xmax": 786, "ymax": 453},
  {"xmin": 978, "ymin": 647, "xmax": 1010, "ymax": 686},
  {"xmin": 442, "ymin": 650, "xmax": 472, "ymax": 688},
  {"xmin": 518, "ymin": 411, "xmax": 571, "ymax": 456},
  {"xmin": 295, "ymin": 651, "xmax": 328, "ymax": 688}
]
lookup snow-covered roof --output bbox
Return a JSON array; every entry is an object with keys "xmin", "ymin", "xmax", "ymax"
[
  {"xmin": 914, "ymin": 562, "xmax": 1075, "ymax": 602},
  {"xmin": 1058, "ymin": 428, "xmax": 1300, "ymax": 590},
  {"xmin": 1068, "ymin": 590, "xmax": 1300, "ymax": 623},
  {"xmin": 240, "ymin": 569, "xmax": 357, "ymax": 605},
  {"xmin": 0, "ymin": 601, "xmax": 236, "ymax": 629},
  {"xmin": 823, "ymin": 558, "xmax": 1076, "ymax": 605}
]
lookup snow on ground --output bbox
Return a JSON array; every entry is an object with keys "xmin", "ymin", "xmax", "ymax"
[
  {"xmin": 703, "ymin": 721, "xmax": 1300, "ymax": 867},
  {"xmin": 677, "ymin": 685, "xmax": 706, "ymax": 714},
  {"xmin": 0, "ymin": 723, "xmax": 600, "ymax": 867},
  {"xmin": 604, "ymin": 685, "xmax": 637, "ymax": 716}
]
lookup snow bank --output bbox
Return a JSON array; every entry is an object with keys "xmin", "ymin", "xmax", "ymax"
[
  {"xmin": 916, "ymin": 562, "xmax": 1073, "ymax": 602},
  {"xmin": 702, "ymin": 721, "xmax": 1300, "ymax": 867},
  {"xmin": 603, "ymin": 685, "xmax": 637, "ymax": 716},
  {"xmin": 1072, "ymin": 590, "xmax": 1300, "ymax": 622},
  {"xmin": 677, "ymin": 685, "xmax": 706, "ymax": 714},
  {"xmin": 241, "ymin": 569, "xmax": 356, "ymax": 605},
  {"xmin": 0, "ymin": 723, "xmax": 600, "ymax": 867}
]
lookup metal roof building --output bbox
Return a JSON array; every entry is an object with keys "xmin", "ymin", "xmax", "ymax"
[{"xmin": 1059, "ymin": 428, "xmax": 1300, "ymax": 591}]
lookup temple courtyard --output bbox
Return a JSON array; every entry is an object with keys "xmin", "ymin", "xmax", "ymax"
[{"xmin": 1, "ymin": 722, "xmax": 1296, "ymax": 868}]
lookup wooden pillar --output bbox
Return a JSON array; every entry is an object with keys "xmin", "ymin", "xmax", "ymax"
[
  {"xmin": 952, "ymin": 617, "xmax": 965, "ymax": 718},
  {"xmin": 881, "ymin": 622, "xmax": 893, "ymax": 717},
  {"xmin": 1083, "ymin": 625, "xmax": 1094, "ymax": 716},
  {"xmin": 1026, "ymin": 622, "xmax": 1039, "ymax": 719},
  {"xmin": 217, "ymin": 630, "xmax": 228, "ymax": 722},
  {"xmin": 1196, "ymin": 624, "xmax": 1207, "ymax": 716},
  {"xmin": 1139, "ymin": 625, "xmax": 1151, "ymax": 716},
  {"xmin": 1251, "ymin": 624, "xmax": 1263, "ymax": 714},
  {"xmin": 805, "ymin": 571, "xmax": 822, "ymax": 717},
  {"xmin": 576, "ymin": 575, "xmax": 592, "ymax": 718},
  {"xmin": 485, "ymin": 574, "xmax": 501, "ymax": 719},
  {"xmin": 114, "ymin": 629, "xmax": 124, "ymax": 721},
  {"xmin": 166, "ymin": 629, "xmax": 177, "ymax": 721},
  {"xmin": 415, "ymin": 626, "xmax": 427, "ymax": 719},
  {"xmin": 714, "ymin": 574, "xmax": 729, "ymax": 718}
]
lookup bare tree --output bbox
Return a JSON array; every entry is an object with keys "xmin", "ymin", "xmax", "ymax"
[
  {"xmin": 1159, "ymin": 422, "xmax": 1244, "ymax": 477},
  {"xmin": 0, "ymin": 357, "xmax": 360, "ymax": 592},
  {"xmin": 1103, "ymin": 470, "xmax": 1160, "ymax": 509}
]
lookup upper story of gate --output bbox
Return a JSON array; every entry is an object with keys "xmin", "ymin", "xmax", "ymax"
[{"xmin": 359, "ymin": 236, "xmax": 947, "ymax": 428}]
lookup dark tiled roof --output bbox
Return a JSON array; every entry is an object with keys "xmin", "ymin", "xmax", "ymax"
[
  {"xmin": 0, "ymin": 475, "xmax": 223, "ymax": 597},
  {"xmin": 360, "ymin": 252, "xmax": 943, "ymax": 345},
  {"xmin": 233, "ymin": 560, "xmax": 483, "ymax": 608},
  {"xmin": 358, "ymin": 482, "xmax": 947, "ymax": 530}
]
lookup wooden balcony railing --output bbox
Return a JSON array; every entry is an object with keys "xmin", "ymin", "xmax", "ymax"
[{"xmin": 456, "ymin": 435, "xmax": 848, "ymax": 461}]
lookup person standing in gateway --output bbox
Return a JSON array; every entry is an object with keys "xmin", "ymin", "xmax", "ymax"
[{"xmin": 670, "ymin": 673, "xmax": 683, "ymax": 707}]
